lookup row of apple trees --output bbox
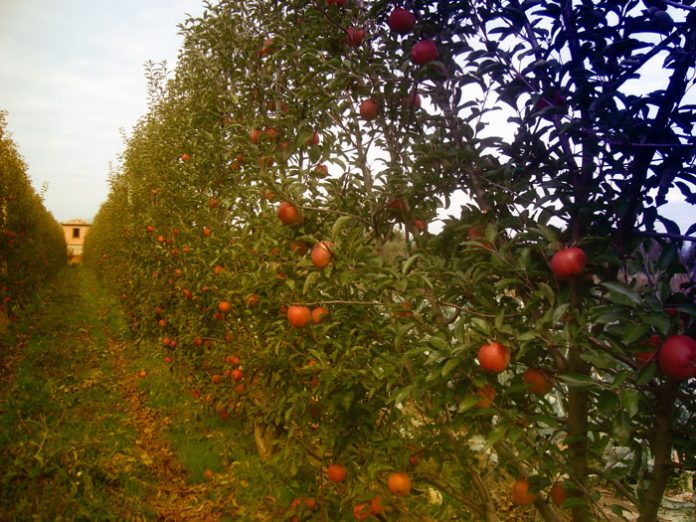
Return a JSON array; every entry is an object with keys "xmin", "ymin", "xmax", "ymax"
[
  {"xmin": 0, "ymin": 111, "xmax": 66, "ymax": 331},
  {"xmin": 84, "ymin": 0, "xmax": 696, "ymax": 520}
]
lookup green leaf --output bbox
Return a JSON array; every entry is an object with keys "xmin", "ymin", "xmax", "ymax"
[
  {"xmin": 622, "ymin": 323, "xmax": 650, "ymax": 344},
  {"xmin": 611, "ymin": 369, "xmax": 633, "ymax": 388},
  {"xmin": 303, "ymin": 271, "xmax": 320, "ymax": 295},
  {"xmin": 552, "ymin": 303, "xmax": 570, "ymax": 324},
  {"xmin": 635, "ymin": 361, "xmax": 657, "ymax": 386},
  {"xmin": 486, "ymin": 425, "xmax": 508, "ymax": 445},
  {"xmin": 516, "ymin": 331, "xmax": 537, "ymax": 341},
  {"xmin": 340, "ymin": 389, "xmax": 354, "ymax": 411},
  {"xmin": 331, "ymin": 215, "xmax": 353, "ymax": 239},
  {"xmin": 494, "ymin": 308, "xmax": 504, "ymax": 331},
  {"xmin": 601, "ymin": 281, "xmax": 641, "ymax": 306},
  {"xmin": 658, "ymin": 243, "xmax": 679, "ymax": 271},
  {"xmin": 644, "ymin": 313, "xmax": 671, "ymax": 336},
  {"xmin": 392, "ymin": 385, "xmax": 414, "ymax": 404},
  {"xmin": 536, "ymin": 282, "xmax": 555, "ymax": 304},
  {"xmin": 442, "ymin": 357, "xmax": 460, "ymax": 377},
  {"xmin": 580, "ymin": 348, "xmax": 617, "ymax": 370},
  {"xmin": 402, "ymin": 254, "xmax": 421, "ymax": 275},
  {"xmin": 457, "ymin": 395, "xmax": 481, "ymax": 413},
  {"xmin": 427, "ymin": 336, "xmax": 450, "ymax": 353},
  {"xmin": 557, "ymin": 373, "xmax": 599, "ymax": 388},
  {"xmin": 494, "ymin": 278, "xmax": 522, "ymax": 289},
  {"xmin": 619, "ymin": 389, "xmax": 640, "ymax": 418},
  {"xmin": 592, "ymin": 305, "xmax": 629, "ymax": 324}
]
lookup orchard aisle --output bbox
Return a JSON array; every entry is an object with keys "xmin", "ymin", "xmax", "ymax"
[
  {"xmin": 0, "ymin": 272, "xmax": 692, "ymax": 521},
  {"xmin": 0, "ymin": 267, "xmax": 252, "ymax": 521}
]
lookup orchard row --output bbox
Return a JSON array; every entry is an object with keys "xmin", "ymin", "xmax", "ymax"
[
  {"xmin": 84, "ymin": 1, "xmax": 695, "ymax": 521},
  {"xmin": 0, "ymin": 111, "xmax": 66, "ymax": 328}
]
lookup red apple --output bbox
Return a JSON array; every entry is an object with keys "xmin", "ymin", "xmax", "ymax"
[
  {"xmin": 635, "ymin": 351, "xmax": 656, "ymax": 366},
  {"xmin": 388, "ymin": 8, "xmax": 416, "ymax": 34},
  {"xmin": 401, "ymin": 91, "xmax": 422, "ymax": 109},
  {"xmin": 277, "ymin": 201, "xmax": 302, "ymax": 225},
  {"xmin": 477, "ymin": 342, "xmax": 511, "ymax": 373},
  {"xmin": 412, "ymin": 219, "xmax": 426, "ymax": 232},
  {"xmin": 305, "ymin": 131, "xmax": 320, "ymax": 146},
  {"xmin": 550, "ymin": 247, "xmax": 586, "ymax": 278},
  {"xmin": 345, "ymin": 27, "xmax": 365, "ymax": 47},
  {"xmin": 658, "ymin": 335, "xmax": 696, "ymax": 380},
  {"xmin": 411, "ymin": 39, "xmax": 438, "ymax": 65},
  {"xmin": 359, "ymin": 99, "xmax": 380, "ymax": 120}
]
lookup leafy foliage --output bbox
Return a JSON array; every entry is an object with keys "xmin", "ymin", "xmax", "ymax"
[
  {"xmin": 0, "ymin": 111, "xmax": 66, "ymax": 329},
  {"xmin": 85, "ymin": 0, "xmax": 696, "ymax": 520}
]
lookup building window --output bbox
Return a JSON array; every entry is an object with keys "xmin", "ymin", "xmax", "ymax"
[{"xmin": 73, "ymin": 228, "xmax": 80, "ymax": 239}]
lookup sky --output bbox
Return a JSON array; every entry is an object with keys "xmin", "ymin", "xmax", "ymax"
[
  {"xmin": 0, "ymin": 1, "xmax": 693, "ymax": 235},
  {"xmin": 0, "ymin": 0, "xmax": 207, "ymax": 223}
]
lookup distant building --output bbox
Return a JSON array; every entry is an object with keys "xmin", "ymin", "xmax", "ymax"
[{"xmin": 61, "ymin": 219, "xmax": 91, "ymax": 264}]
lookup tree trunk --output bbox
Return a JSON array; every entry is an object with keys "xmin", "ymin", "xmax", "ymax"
[
  {"xmin": 637, "ymin": 380, "xmax": 678, "ymax": 522},
  {"xmin": 253, "ymin": 422, "xmax": 274, "ymax": 461},
  {"xmin": 567, "ymin": 347, "xmax": 591, "ymax": 522},
  {"xmin": 534, "ymin": 498, "xmax": 563, "ymax": 522}
]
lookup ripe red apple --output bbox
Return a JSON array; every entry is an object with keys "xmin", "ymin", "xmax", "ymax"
[
  {"xmin": 287, "ymin": 305, "xmax": 311, "ymax": 327},
  {"xmin": 635, "ymin": 350, "xmax": 656, "ymax": 366},
  {"xmin": 412, "ymin": 219, "xmax": 426, "ymax": 232},
  {"xmin": 511, "ymin": 479, "xmax": 537, "ymax": 505},
  {"xmin": 370, "ymin": 496, "xmax": 384, "ymax": 515},
  {"xmin": 359, "ymin": 99, "xmax": 380, "ymax": 120},
  {"xmin": 411, "ymin": 39, "xmax": 438, "ymax": 65},
  {"xmin": 475, "ymin": 384, "xmax": 496, "ymax": 408},
  {"xmin": 401, "ymin": 91, "xmax": 421, "ymax": 109},
  {"xmin": 523, "ymin": 368, "xmax": 553, "ymax": 395},
  {"xmin": 250, "ymin": 128, "xmax": 263, "ymax": 143},
  {"xmin": 550, "ymin": 246, "xmax": 586, "ymax": 278},
  {"xmin": 352, "ymin": 503, "xmax": 371, "ymax": 521},
  {"xmin": 388, "ymin": 7, "xmax": 416, "ymax": 34},
  {"xmin": 658, "ymin": 335, "xmax": 696, "ymax": 380},
  {"xmin": 311, "ymin": 241, "xmax": 333, "ymax": 269},
  {"xmin": 387, "ymin": 472, "xmax": 412, "ymax": 496},
  {"xmin": 277, "ymin": 201, "xmax": 301, "ymax": 225},
  {"xmin": 311, "ymin": 306, "xmax": 329, "ymax": 324},
  {"xmin": 477, "ymin": 342, "xmax": 511, "ymax": 373},
  {"xmin": 550, "ymin": 482, "xmax": 566, "ymax": 507},
  {"xmin": 345, "ymin": 27, "xmax": 365, "ymax": 47},
  {"xmin": 326, "ymin": 463, "xmax": 347, "ymax": 483}
]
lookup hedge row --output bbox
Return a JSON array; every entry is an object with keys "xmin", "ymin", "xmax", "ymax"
[
  {"xmin": 84, "ymin": 1, "xmax": 695, "ymax": 520},
  {"xmin": 0, "ymin": 111, "xmax": 66, "ymax": 328}
]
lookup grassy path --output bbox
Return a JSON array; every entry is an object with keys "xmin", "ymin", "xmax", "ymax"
[{"xmin": 0, "ymin": 267, "xmax": 272, "ymax": 521}]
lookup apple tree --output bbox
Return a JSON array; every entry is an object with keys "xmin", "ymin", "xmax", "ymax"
[
  {"xmin": 0, "ymin": 111, "xmax": 66, "ymax": 328},
  {"xmin": 85, "ymin": 0, "xmax": 696, "ymax": 520}
]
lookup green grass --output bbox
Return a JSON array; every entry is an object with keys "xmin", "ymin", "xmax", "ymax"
[
  {"xmin": 130, "ymin": 340, "xmax": 297, "ymax": 519},
  {"xmin": 0, "ymin": 267, "xmax": 148, "ymax": 520},
  {"xmin": 0, "ymin": 266, "xmax": 319, "ymax": 521}
]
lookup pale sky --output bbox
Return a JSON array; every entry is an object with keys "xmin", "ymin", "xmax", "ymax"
[
  {"xmin": 0, "ymin": 1, "xmax": 692, "ymax": 235},
  {"xmin": 0, "ymin": 0, "xmax": 206, "ymax": 223}
]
